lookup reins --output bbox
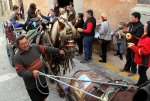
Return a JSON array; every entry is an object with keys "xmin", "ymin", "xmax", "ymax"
[{"xmin": 36, "ymin": 71, "xmax": 138, "ymax": 100}]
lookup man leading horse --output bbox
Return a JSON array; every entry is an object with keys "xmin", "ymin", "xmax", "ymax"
[{"xmin": 14, "ymin": 34, "xmax": 64, "ymax": 101}]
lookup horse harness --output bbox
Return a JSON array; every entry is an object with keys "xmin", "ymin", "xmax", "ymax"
[{"xmin": 57, "ymin": 17, "xmax": 76, "ymax": 55}]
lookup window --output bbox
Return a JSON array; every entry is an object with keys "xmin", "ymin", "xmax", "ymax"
[{"xmin": 137, "ymin": 0, "xmax": 150, "ymax": 5}]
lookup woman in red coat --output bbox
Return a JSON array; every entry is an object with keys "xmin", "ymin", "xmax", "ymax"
[{"xmin": 127, "ymin": 21, "xmax": 150, "ymax": 86}]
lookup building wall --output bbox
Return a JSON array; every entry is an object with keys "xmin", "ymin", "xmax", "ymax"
[
  {"xmin": 81, "ymin": 0, "xmax": 137, "ymax": 54},
  {"xmin": 82, "ymin": 0, "xmax": 136, "ymax": 30},
  {"xmin": 23, "ymin": 0, "xmax": 50, "ymax": 19},
  {"xmin": 0, "ymin": 0, "xmax": 9, "ymax": 16},
  {"xmin": 74, "ymin": 0, "xmax": 83, "ymax": 15}
]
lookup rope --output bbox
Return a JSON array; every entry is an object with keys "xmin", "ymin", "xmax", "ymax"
[
  {"xmin": 38, "ymin": 71, "xmax": 138, "ymax": 89},
  {"xmin": 35, "ymin": 78, "xmax": 49, "ymax": 95},
  {"xmin": 37, "ymin": 69, "xmax": 48, "ymax": 88},
  {"xmin": 38, "ymin": 71, "xmax": 103, "ymax": 100},
  {"xmin": 35, "ymin": 69, "xmax": 49, "ymax": 94}
]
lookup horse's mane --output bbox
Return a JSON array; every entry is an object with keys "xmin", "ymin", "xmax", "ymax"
[{"xmin": 51, "ymin": 19, "xmax": 76, "ymax": 46}]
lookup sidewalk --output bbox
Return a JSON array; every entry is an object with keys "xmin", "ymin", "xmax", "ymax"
[{"xmin": 92, "ymin": 50, "xmax": 150, "ymax": 80}]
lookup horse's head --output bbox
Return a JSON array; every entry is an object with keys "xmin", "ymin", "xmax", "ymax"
[{"xmin": 51, "ymin": 18, "xmax": 77, "ymax": 59}]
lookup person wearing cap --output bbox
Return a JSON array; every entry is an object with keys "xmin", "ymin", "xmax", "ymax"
[
  {"xmin": 78, "ymin": 9, "xmax": 96, "ymax": 63},
  {"xmin": 75, "ymin": 13, "xmax": 84, "ymax": 56},
  {"xmin": 98, "ymin": 13, "xmax": 111, "ymax": 63}
]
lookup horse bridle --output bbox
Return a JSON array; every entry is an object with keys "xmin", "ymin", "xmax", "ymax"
[
  {"xmin": 57, "ymin": 17, "xmax": 74, "ymax": 47},
  {"xmin": 59, "ymin": 17, "xmax": 73, "ymax": 34}
]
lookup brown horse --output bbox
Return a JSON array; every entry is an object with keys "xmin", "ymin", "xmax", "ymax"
[
  {"xmin": 38, "ymin": 18, "xmax": 77, "ymax": 98},
  {"xmin": 67, "ymin": 70, "xmax": 138, "ymax": 101}
]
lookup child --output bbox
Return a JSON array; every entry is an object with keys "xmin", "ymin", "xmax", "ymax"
[
  {"xmin": 113, "ymin": 22, "xmax": 127, "ymax": 60},
  {"xmin": 8, "ymin": 5, "xmax": 25, "ymax": 30}
]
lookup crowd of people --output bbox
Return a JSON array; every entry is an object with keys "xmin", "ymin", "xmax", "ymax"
[{"xmin": 7, "ymin": 2, "xmax": 150, "ymax": 101}]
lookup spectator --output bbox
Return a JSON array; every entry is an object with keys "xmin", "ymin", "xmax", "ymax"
[
  {"xmin": 128, "ymin": 21, "xmax": 150, "ymax": 86},
  {"xmin": 75, "ymin": 13, "xmax": 84, "ymax": 56},
  {"xmin": 8, "ymin": 5, "xmax": 25, "ymax": 30},
  {"xmin": 54, "ymin": 3, "xmax": 59, "ymax": 17},
  {"xmin": 98, "ymin": 13, "xmax": 111, "ymax": 63},
  {"xmin": 59, "ymin": 8, "xmax": 68, "ymax": 21},
  {"xmin": 120, "ymin": 12, "xmax": 144, "ymax": 76},
  {"xmin": 47, "ymin": 9, "xmax": 54, "ymax": 16},
  {"xmin": 38, "ymin": 10, "xmax": 57, "ymax": 23},
  {"xmin": 63, "ymin": 6, "xmax": 67, "ymax": 12},
  {"xmin": 24, "ymin": 3, "xmax": 38, "ymax": 29},
  {"xmin": 18, "ymin": 3, "xmax": 21, "ymax": 19},
  {"xmin": 68, "ymin": 3, "xmax": 76, "ymax": 21},
  {"xmin": 14, "ymin": 34, "xmax": 64, "ymax": 101},
  {"xmin": 113, "ymin": 22, "xmax": 127, "ymax": 60},
  {"xmin": 66, "ymin": 5, "xmax": 70, "ymax": 16},
  {"xmin": 20, "ymin": 4, "xmax": 24, "ymax": 19},
  {"xmin": 78, "ymin": 9, "xmax": 96, "ymax": 63}
]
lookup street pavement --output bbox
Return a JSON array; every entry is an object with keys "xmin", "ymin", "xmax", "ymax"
[{"xmin": 0, "ymin": 17, "xmax": 139, "ymax": 101}]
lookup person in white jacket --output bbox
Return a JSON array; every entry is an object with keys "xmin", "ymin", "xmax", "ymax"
[
  {"xmin": 59, "ymin": 8, "xmax": 68, "ymax": 21},
  {"xmin": 98, "ymin": 13, "xmax": 111, "ymax": 63}
]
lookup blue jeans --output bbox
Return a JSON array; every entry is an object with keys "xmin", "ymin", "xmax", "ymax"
[
  {"xmin": 25, "ymin": 20, "xmax": 30, "ymax": 26},
  {"xmin": 117, "ymin": 43, "xmax": 123, "ymax": 54},
  {"xmin": 83, "ymin": 36, "xmax": 94, "ymax": 61}
]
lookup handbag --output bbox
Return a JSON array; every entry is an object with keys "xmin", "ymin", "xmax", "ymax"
[{"xmin": 98, "ymin": 22, "xmax": 110, "ymax": 45}]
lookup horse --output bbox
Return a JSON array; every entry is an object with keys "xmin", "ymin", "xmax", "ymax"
[
  {"xmin": 37, "ymin": 17, "xmax": 77, "ymax": 98},
  {"xmin": 66, "ymin": 70, "xmax": 139, "ymax": 101}
]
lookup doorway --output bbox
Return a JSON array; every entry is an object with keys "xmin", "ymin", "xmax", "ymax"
[{"xmin": 57, "ymin": 0, "xmax": 73, "ymax": 7}]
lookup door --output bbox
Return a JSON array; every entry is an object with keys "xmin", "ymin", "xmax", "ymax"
[{"xmin": 57, "ymin": 0, "xmax": 73, "ymax": 7}]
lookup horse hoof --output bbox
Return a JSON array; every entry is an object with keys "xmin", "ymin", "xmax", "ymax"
[
  {"xmin": 59, "ymin": 92, "xmax": 66, "ymax": 98},
  {"xmin": 49, "ymin": 79, "xmax": 55, "ymax": 84}
]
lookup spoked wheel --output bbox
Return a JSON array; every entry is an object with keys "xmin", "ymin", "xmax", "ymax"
[{"xmin": 6, "ymin": 44, "xmax": 15, "ymax": 67}]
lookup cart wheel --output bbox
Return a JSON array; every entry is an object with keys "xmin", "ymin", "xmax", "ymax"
[{"xmin": 6, "ymin": 44, "xmax": 15, "ymax": 67}]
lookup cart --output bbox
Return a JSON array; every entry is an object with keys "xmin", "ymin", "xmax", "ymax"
[{"xmin": 2, "ymin": 21, "xmax": 24, "ymax": 67}]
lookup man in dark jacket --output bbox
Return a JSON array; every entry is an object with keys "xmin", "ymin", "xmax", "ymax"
[
  {"xmin": 78, "ymin": 10, "xmax": 96, "ymax": 63},
  {"xmin": 39, "ymin": 10, "xmax": 57, "ymax": 23},
  {"xmin": 14, "ymin": 35, "xmax": 64, "ymax": 101},
  {"xmin": 120, "ymin": 12, "xmax": 144, "ymax": 76},
  {"xmin": 75, "ymin": 13, "xmax": 84, "ymax": 56}
]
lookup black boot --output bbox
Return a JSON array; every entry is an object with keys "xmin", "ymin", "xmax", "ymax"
[
  {"xmin": 114, "ymin": 51, "xmax": 120, "ymax": 56},
  {"xmin": 119, "ymin": 54, "xmax": 123, "ymax": 60}
]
